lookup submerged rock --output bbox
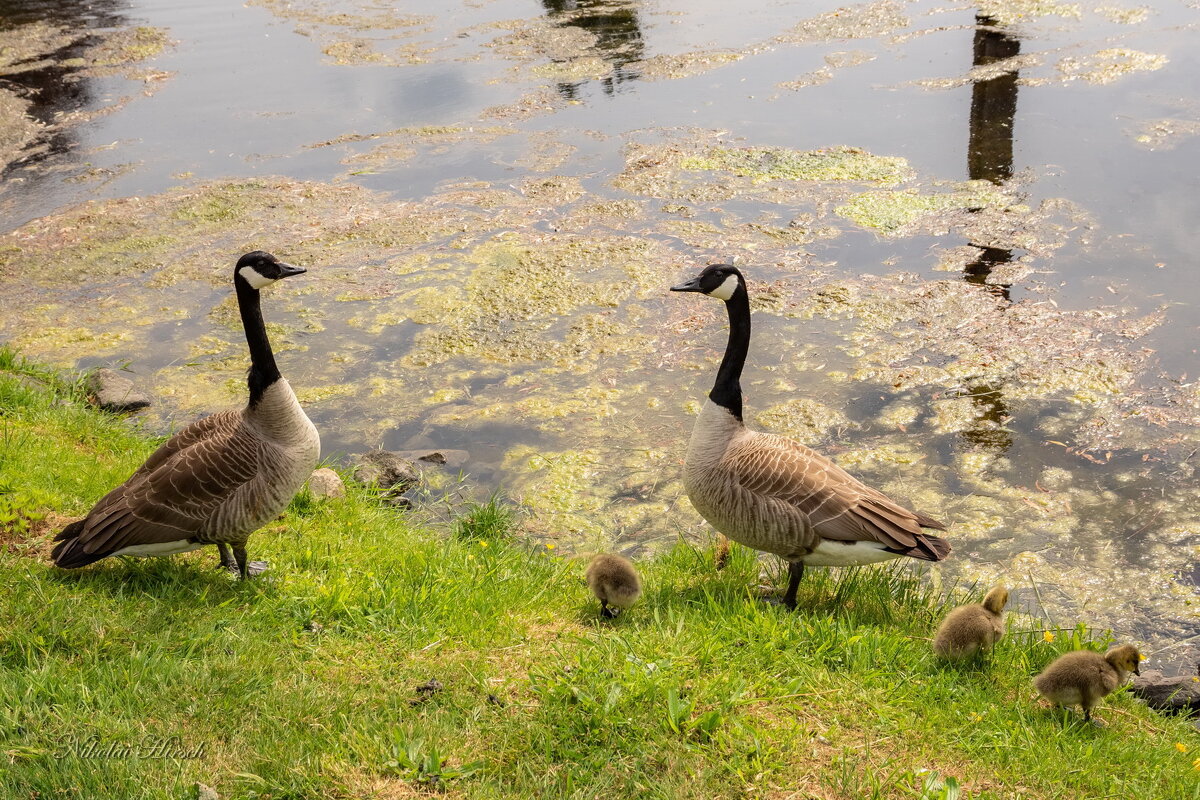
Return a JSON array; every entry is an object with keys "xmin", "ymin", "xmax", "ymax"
[
  {"xmin": 392, "ymin": 449, "xmax": 471, "ymax": 468},
  {"xmin": 307, "ymin": 468, "xmax": 346, "ymax": 499},
  {"xmin": 86, "ymin": 368, "xmax": 151, "ymax": 413}
]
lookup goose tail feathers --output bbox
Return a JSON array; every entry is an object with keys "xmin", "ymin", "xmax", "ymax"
[{"xmin": 51, "ymin": 520, "xmax": 107, "ymax": 569}]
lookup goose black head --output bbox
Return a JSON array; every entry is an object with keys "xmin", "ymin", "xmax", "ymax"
[
  {"xmin": 670, "ymin": 263, "xmax": 744, "ymax": 301},
  {"xmin": 234, "ymin": 251, "xmax": 306, "ymax": 291}
]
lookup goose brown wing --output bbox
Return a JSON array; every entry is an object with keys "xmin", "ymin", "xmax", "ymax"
[
  {"xmin": 724, "ymin": 432, "xmax": 949, "ymax": 558},
  {"xmin": 66, "ymin": 413, "xmax": 260, "ymax": 556},
  {"xmin": 128, "ymin": 411, "xmax": 235, "ymax": 481}
]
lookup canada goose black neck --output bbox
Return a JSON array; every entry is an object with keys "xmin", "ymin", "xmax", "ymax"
[
  {"xmin": 711, "ymin": 278, "xmax": 750, "ymax": 421},
  {"xmin": 234, "ymin": 270, "xmax": 281, "ymax": 407}
]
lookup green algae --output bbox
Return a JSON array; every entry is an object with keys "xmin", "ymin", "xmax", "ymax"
[
  {"xmin": 680, "ymin": 145, "xmax": 910, "ymax": 186},
  {"xmin": 1131, "ymin": 117, "xmax": 1200, "ymax": 150},
  {"xmin": 0, "ymin": 88, "xmax": 42, "ymax": 170},
  {"xmin": 1056, "ymin": 48, "xmax": 1167, "ymax": 84},
  {"xmin": 519, "ymin": 176, "xmax": 585, "ymax": 205},
  {"xmin": 405, "ymin": 233, "xmax": 665, "ymax": 368},
  {"xmin": 631, "ymin": 51, "xmax": 744, "ymax": 81},
  {"xmin": 777, "ymin": 1, "xmax": 909, "ymax": 44},
  {"xmin": 1095, "ymin": 5, "xmax": 1151, "ymax": 24},
  {"xmin": 976, "ymin": 0, "xmax": 1082, "ymax": 25},
  {"xmin": 85, "ymin": 26, "xmax": 171, "ymax": 68},
  {"xmin": 530, "ymin": 56, "xmax": 610, "ymax": 82},
  {"xmin": 753, "ymin": 397, "xmax": 851, "ymax": 441},
  {"xmin": 835, "ymin": 182, "xmax": 1011, "ymax": 233}
]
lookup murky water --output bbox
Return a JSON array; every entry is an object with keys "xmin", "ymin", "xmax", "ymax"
[{"xmin": 2, "ymin": 0, "xmax": 1199, "ymax": 669}]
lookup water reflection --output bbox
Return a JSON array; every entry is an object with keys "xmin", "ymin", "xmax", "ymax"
[
  {"xmin": 541, "ymin": 0, "xmax": 644, "ymax": 98},
  {"xmin": 0, "ymin": 0, "xmax": 129, "ymax": 173},
  {"xmin": 963, "ymin": 14, "xmax": 1020, "ymax": 301},
  {"xmin": 960, "ymin": 14, "xmax": 1021, "ymax": 452}
]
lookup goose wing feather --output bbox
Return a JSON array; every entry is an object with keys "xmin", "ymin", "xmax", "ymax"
[
  {"xmin": 62, "ymin": 411, "xmax": 261, "ymax": 555},
  {"xmin": 724, "ymin": 431, "xmax": 948, "ymax": 557}
]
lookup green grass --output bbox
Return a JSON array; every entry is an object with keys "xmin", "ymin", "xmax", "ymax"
[{"xmin": 1, "ymin": 348, "xmax": 1198, "ymax": 799}]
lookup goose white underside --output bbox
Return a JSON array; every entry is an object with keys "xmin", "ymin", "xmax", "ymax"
[
  {"xmin": 112, "ymin": 540, "xmax": 205, "ymax": 558},
  {"xmin": 799, "ymin": 540, "xmax": 903, "ymax": 567}
]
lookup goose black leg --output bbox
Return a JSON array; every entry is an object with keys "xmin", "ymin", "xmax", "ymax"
[
  {"xmin": 781, "ymin": 561, "xmax": 805, "ymax": 610},
  {"xmin": 231, "ymin": 543, "xmax": 269, "ymax": 579},
  {"xmin": 217, "ymin": 542, "xmax": 238, "ymax": 573},
  {"xmin": 600, "ymin": 600, "xmax": 618, "ymax": 619}
]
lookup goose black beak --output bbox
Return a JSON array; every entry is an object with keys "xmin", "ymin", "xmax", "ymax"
[
  {"xmin": 1134, "ymin": 662, "xmax": 1141, "ymax": 676},
  {"xmin": 279, "ymin": 263, "xmax": 307, "ymax": 278},
  {"xmin": 670, "ymin": 277, "xmax": 703, "ymax": 293}
]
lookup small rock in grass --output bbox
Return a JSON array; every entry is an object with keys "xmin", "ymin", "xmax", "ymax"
[
  {"xmin": 196, "ymin": 783, "xmax": 219, "ymax": 800},
  {"xmin": 307, "ymin": 468, "xmax": 345, "ymax": 499},
  {"xmin": 87, "ymin": 368, "xmax": 151, "ymax": 413}
]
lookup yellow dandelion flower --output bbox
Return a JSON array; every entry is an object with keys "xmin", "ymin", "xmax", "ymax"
[
  {"xmin": 546, "ymin": 543, "xmax": 556, "ymax": 550},
  {"xmin": 479, "ymin": 541, "xmax": 489, "ymax": 548},
  {"xmin": 1193, "ymin": 756, "xmax": 1200, "ymax": 771},
  {"xmin": 1177, "ymin": 743, "xmax": 1189, "ymax": 753},
  {"xmin": 1043, "ymin": 631, "xmax": 1055, "ymax": 643}
]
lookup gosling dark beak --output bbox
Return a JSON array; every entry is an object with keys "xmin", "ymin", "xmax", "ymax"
[
  {"xmin": 671, "ymin": 277, "xmax": 703, "ymax": 293},
  {"xmin": 1134, "ymin": 662, "xmax": 1141, "ymax": 676},
  {"xmin": 278, "ymin": 262, "xmax": 306, "ymax": 278}
]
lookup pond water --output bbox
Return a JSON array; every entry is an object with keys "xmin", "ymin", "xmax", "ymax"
[{"xmin": 1, "ymin": 0, "xmax": 1199, "ymax": 669}]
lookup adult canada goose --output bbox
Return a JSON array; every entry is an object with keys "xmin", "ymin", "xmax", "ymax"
[
  {"xmin": 670, "ymin": 264, "xmax": 951, "ymax": 609},
  {"xmin": 585, "ymin": 553, "xmax": 642, "ymax": 618},
  {"xmin": 51, "ymin": 251, "xmax": 320, "ymax": 579},
  {"xmin": 1034, "ymin": 644, "xmax": 1142, "ymax": 723},
  {"xmin": 933, "ymin": 585, "xmax": 1008, "ymax": 659}
]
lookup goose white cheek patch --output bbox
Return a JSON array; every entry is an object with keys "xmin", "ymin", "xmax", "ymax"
[
  {"xmin": 238, "ymin": 266, "xmax": 277, "ymax": 290},
  {"xmin": 709, "ymin": 274, "xmax": 739, "ymax": 300}
]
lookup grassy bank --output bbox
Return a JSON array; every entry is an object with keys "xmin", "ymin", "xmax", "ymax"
[{"xmin": 1, "ymin": 350, "xmax": 1197, "ymax": 799}]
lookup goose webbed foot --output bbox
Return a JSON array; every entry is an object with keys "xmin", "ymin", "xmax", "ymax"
[
  {"xmin": 599, "ymin": 601, "xmax": 619, "ymax": 619},
  {"xmin": 217, "ymin": 542, "xmax": 238, "ymax": 573},
  {"xmin": 230, "ymin": 543, "xmax": 268, "ymax": 580}
]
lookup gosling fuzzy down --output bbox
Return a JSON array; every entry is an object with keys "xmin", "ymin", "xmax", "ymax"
[
  {"xmin": 1033, "ymin": 644, "xmax": 1142, "ymax": 723},
  {"xmin": 933, "ymin": 585, "xmax": 1009, "ymax": 659},
  {"xmin": 585, "ymin": 554, "xmax": 642, "ymax": 618}
]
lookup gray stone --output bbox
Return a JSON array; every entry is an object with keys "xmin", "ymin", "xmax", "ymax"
[
  {"xmin": 307, "ymin": 468, "xmax": 345, "ymax": 499},
  {"xmin": 196, "ymin": 783, "xmax": 220, "ymax": 800},
  {"xmin": 353, "ymin": 449, "xmax": 419, "ymax": 493},
  {"xmin": 87, "ymin": 368, "xmax": 151, "ymax": 413},
  {"xmin": 1131, "ymin": 669, "xmax": 1200, "ymax": 715}
]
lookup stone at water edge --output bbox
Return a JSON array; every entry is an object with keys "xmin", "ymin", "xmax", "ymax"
[
  {"xmin": 1131, "ymin": 669, "xmax": 1200, "ymax": 715},
  {"xmin": 86, "ymin": 368, "xmax": 151, "ymax": 413},
  {"xmin": 307, "ymin": 468, "xmax": 345, "ymax": 499},
  {"xmin": 351, "ymin": 449, "xmax": 420, "ymax": 491}
]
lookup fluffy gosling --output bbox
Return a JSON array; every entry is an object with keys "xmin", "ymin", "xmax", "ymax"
[
  {"xmin": 933, "ymin": 585, "xmax": 1008, "ymax": 659},
  {"xmin": 1034, "ymin": 644, "xmax": 1142, "ymax": 723},
  {"xmin": 585, "ymin": 553, "xmax": 642, "ymax": 619}
]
